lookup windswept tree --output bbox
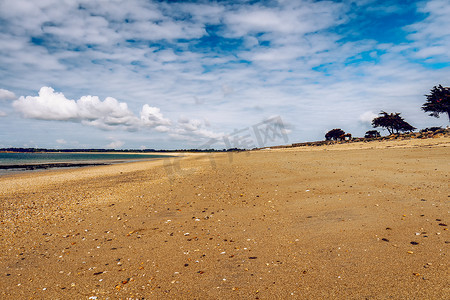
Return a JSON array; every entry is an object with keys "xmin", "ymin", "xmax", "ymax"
[
  {"xmin": 365, "ymin": 130, "xmax": 380, "ymax": 138},
  {"xmin": 325, "ymin": 128, "xmax": 345, "ymax": 141},
  {"xmin": 422, "ymin": 85, "xmax": 450, "ymax": 122},
  {"xmin": 372, "ymin": 111, "xmax": 416, "ymax": 134}
]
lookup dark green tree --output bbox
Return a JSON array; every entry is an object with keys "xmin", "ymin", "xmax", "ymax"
[
  {"xmin": 364, "ymin": 130, "xmax": 380, "ymax": 138},
  {"xmin": 422, "ymin": 85, "xmax": 450, "ymax": 122},
  {"xmin": 372, "ymin": 111, "xmax": 416, "ymax": 134},
  {"xmin": 325, "ymin": 128, "xmax": 345, "ymax": 141},
  {"xmin": 420, "ymin": 127, "xmax": 442, "ymax": 133}
]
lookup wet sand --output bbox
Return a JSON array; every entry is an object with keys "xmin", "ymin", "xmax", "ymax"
[{"xmin": 0, "ymin": 138, "xmax": 449, "ymax": 299}]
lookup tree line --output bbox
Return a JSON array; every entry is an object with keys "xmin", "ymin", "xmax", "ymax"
[{"xmin": 325, "ymin": 84, "xmax": 449, "ymax": 141}]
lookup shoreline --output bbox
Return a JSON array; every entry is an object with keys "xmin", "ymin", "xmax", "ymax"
[
  {"xmin": 1, "ymin": 137, "xmax": 448, "ymax": 299},
  {"xmin": 0, "ymin": 162, "xmax": 108, "ymax": 170},
  {"xmin": 0, "ymin": 152, "xmax": 180, "ymax": 177}
]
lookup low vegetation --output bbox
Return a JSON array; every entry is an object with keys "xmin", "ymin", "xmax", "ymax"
[{"xmin": 323, "ymin": 84, "xmax": 448, "ymax": 142}]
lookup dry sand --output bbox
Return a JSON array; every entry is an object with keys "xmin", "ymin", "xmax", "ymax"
[{"xmin": 0, "ymin": 138, "xmax": 449, "ymax": 299}]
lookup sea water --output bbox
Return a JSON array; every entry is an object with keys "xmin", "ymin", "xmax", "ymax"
[{"xmin": 0, "ymin": 152, "xmax": 170, "ymax": 175}]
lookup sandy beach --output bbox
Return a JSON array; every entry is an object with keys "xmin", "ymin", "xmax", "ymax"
[{"xmin": 0, "ymin": 138, "xmax": 449, "ymax": 299}]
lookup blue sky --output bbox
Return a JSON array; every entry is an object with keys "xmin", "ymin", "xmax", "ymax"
[{"xmin": 0, "ymin": 0, "xmax": 449, "ymax": 149}]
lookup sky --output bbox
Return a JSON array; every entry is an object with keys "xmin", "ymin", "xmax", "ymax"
[{"xmin": 0, "ymin": 0, "xmax": 449, "ymax": 150}]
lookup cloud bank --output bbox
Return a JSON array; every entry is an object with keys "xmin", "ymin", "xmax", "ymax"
[
  {"xmin": 13, "ymin": 87, "xmax": 170, "ymax": 131},
  {"xmin": 13, "ymin": 87, "xmax": 170, "ymax": 130},
  {"xmin": 12, "ymin": 86, "xmax": 222, "ymax": 142}
]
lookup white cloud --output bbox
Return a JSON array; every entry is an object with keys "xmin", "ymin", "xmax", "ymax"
[
  {"xmin": 0, "ymin": 111, "xmax": 6, "ymax": 117},
  {"xmin": 154, "ymin": 125, "xmax": 171, "ymax": 133},
  {"xmin": 140, "ymin": 104, "xmax": 171, "ymax": 127},
  {"xmin": 359, "ymin": 111, "xmax": 378, "ymax": 124},
  {"xmin": 243, "ymin": 46, "xmax": 306, "ymax": 62},
  {"xmin": 405, "ymin": 0, "xmax": 450, "ymax": 61},
  {"xmin": 0, "ymin": 88, "xmax": 16, "ymax": 100},
  {"xmin": 0, "ymin": 0, "xmax": 205, "ymax": 45},
  {"xmin": 56, "ymin": 139, "xmax": 66, "ymax": 144},
  {"xmin": 14, "ymin": 87, "xmax": 78, "ymax": 120},
  {"xmin": 169, "ymin": 117, "xmax": 223, "ymax": 142},
  {"xmin": 223, "ymin": 1, "xmax": 345, "ymax": 38}
]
